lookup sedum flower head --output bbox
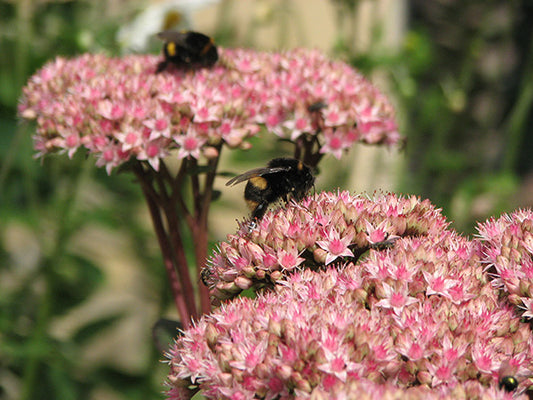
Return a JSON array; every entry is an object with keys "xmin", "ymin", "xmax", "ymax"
[
  {"xmin": 203, "ymin": 191, "xmax": 449, "ymax": 302},
  {"xmin": 19, "ymin": 48, "xmax": 401, "ymax": 173},
  {"xmin": 308, "ymin": 379, "xmax": 518, "ymax": 400},
  {"xmin": 167, "ymin": 237, "xmax": 533, "ymax": 399},
  {"xmin": 476, "ymin": 209, "xmax": 533, "ymax": 317},
  {"xmin": 168, "ymin": 196, "xmax": 533, "ymax": 398}
]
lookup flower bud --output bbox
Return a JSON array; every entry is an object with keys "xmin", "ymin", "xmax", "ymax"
[
  {"xmin": 310, "ymin": 388, "xmax": 328, "ymax": 400},
  {"xmin": 405, "ymin": 360, "xmax": 418, "ymax": 375},
  {"xmin": 520, "ymin": 280, "xmax": 530, "ymax": 296},
  {"xmin": 276, "ymin": 364, "xmax": 293, "ymax": 381},
  {"xmin": 447, "ymin": 313, "xmax": 459, "ymax": 332},
  {"xmin": 416, "ymin": 370, "xmax": 432, "ymax": 385},
  {"xmin": 234, "ymin": 276, "xmax": 253, "ymax": 290},
  {"xmin": 313, "ymin": 248, "xmax": 327, "ymax": 264},
  {"xmin": 21, "ymin": 108, "xmax": 37, "ymax": 119},
  {"xmin": 270, "ymin": 270, "xmax": 282, "ymax": 281},
  {"xmin": 241, "ymin": 265, "xmax": 256, "ymax": 278},
  {"xmin": 255, "ymin": 363, "xmax": 270, "ymax": 379},
  {"xmin": 205, "ymin": 323, "xmax": 219, "ymax": 351},
  {"xmin": 294, "ymin": 376, "xmax": 312, "ymax": 393},
  {"xmin": 202, "ymin": 146, "xmax": 219, "ymax": 159}
]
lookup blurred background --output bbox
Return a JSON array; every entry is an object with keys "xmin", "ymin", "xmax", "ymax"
[{"xmin": 1, "ymin": 0, "xmax": 532, "ymax": 399}]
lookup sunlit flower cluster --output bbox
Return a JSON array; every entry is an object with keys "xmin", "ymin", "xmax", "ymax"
[
  {"xmin": 19, "ymin": 48, "xmax": 400, "ymax": 174},
  {"xmin": 477, "ymin": 209, "xmax": 533, "ymax": 318},
  {"xmin": 307, "ymin": 379, "xmax": 517, "ymax": 400},
  {"xmin": 228, "ymin": 48, "xmax": 401, "ymax": 156},
  {"xmin": 168, "ymin": 250, "xmax": 533, "ymax": 399},
  {"xmin": 203, "ymin": 191, "xmax": 449, "ymax": 302},
  {"xmin": 168, "ymin": 379, "xmax": 525, "ymax": 400},
  {"xmin": 167, "ymin": 193, "xmax": 533, "ymax": 399}
]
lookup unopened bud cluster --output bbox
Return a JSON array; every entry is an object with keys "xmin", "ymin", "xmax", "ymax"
[{"xmin": 477, "ymin": 210, "xmax": 533, "ymax": 318}]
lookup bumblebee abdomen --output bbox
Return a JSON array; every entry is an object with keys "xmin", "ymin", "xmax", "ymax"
[
  {"xmin": 244, "ymin": 179, "xmax": 270, "ymax": 205},
  {"xmin": 499, "ymin": 376, "xmax": 518, "ymax": 392},
  {"xmin": 249, "ymin": 176, "xmax": 268, "ymax": 190}
]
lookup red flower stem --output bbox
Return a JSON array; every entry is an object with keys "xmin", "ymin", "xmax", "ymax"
[
  {"xmin": 154, "ymin": 160, "xmax": 199, "ymax": 319},
  {"xmin": 161, "ymin": 161, "xmax": 194, "ymax": 228},
  {"xmin": 132, "ymin": 162, "xmax": 193, "ymax": 328},
  {"xmin": 156, "ymin": 177, "xmax": 198, "ymax": 320},
  {"xmin": 193, "ymin": 228, "xmax": 211, "ymax": 314},
  {"xmin": 195, "ymin": 145, "xmax": 223, "ymax": 313},
  {"xmin": 135, "ymin": 148, "xmax": 223, "ymax": 319},
  {"xmin": 189, "ymin": 158, "xmax": 202, "ymax": 216}
]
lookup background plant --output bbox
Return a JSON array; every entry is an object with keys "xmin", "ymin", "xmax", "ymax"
[
  {"xmin": 2, "ymin": 1, "xmax": 533, "ymax": 400},
  {"xmin": 331, "ymin": 0, "xmax": 533, "ymax": 230}
]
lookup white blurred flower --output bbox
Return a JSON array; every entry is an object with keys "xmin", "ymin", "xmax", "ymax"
[{"xmin": 117, "ymin": 0, "xmax": 220, "ymax": 52}]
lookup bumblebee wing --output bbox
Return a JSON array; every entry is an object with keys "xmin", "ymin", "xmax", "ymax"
[
  {"xmin": 225, "ymin": 166, "xmax": 289, "ymax": 186},
  {"xmin": 157, "ymin": 30, "xmax": 186, "ymax": 43}
]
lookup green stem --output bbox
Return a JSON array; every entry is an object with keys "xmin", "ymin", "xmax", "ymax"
[
  {"xmin": 502, "ymin": 32, "xmax": 533, "ymax": 172},
  {"xmin": 0, "ymin": 124, "xmax": 25, "ymax": 204},
  {"xmin": 14, "ymin": 0, "xmax": 32, "ymax": 89},
  {"xmin": 20, "ymin": 271, "xmax": 52, "ymax": 400}
]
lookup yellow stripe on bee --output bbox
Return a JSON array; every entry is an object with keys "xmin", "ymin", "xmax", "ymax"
[
  {"xmin": 246, "ymin": 199, "xmax": 259, "ymax": 211},
  {"xmin": 166, "ymin": 42, "xmax": 176, "ymax": 56},
  {"xmin": 250, "ymin": 176, "xmax": 268, "ymax": 190},
  {"xmin": 297, "ymin": 161, "xmax": 303, "ymax": 170},
  {"xmin": 201, "ymin": 39, "xmax": 214, "ymax": 55}
]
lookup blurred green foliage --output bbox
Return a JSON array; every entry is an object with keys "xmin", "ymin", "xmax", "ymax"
[
  {"xmin": 1, "ymin": 1, "xmax": 169, "ymax": 400},
  {"xmin": 333, "ymin": 0, "xmax": 533, "ymax": 231},
  {"xmin": 2, "ymin": 0, "xmax": 533, "ymax": 399}
]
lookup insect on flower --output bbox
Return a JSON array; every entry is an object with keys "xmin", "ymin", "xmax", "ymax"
[
  {"xmin": 155, "ymin": 30, "xmax": 218, "ymax": 72},
  {"xmin": 499, "ymin": 375, "xmax": 518, "ymax": 392},
  {"xmin": 226, "ymin": 157, "xmax": 315, "ymax": 222}
]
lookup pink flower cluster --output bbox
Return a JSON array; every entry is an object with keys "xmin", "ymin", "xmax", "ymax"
[
  {"xmin": 168, "ymin": 246, "xmax": 533, "ymax": 398},
  {"xmin": 304, "ymin": 379, "xmax": 517, "ymax": 400},
  {"xmin": 203, "ymin": 191, "xmax": 449, "ymax": 302},
  {"xmin": 167, "ymin": 378, "xmax": 516, "ymax": 400},
  {"xmin": 477, "ymin": 209, "xmax": 533, "ymax": 318},
  {"xmin": 19, "ymin": 49, "xmax": 400, "ymax": 173},
  {"xmin": 231, "ymin": 48, "xmax": 401, "ymax": 156},
  {"xmin": 166, "ymin": 193, "xmax": 533, "ymax": 399}
]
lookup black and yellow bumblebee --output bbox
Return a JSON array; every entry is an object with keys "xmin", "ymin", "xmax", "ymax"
[
  {"xmin": 226, "ymin": 157, "xmax": 315, "ymax": 221},
  {"xmin": 499, "ymin": 375, "xmax": 518, "ymax": 392},
  {"xmin": 156, "ymin": 30, "xmax": 218, "ymax": 72}
]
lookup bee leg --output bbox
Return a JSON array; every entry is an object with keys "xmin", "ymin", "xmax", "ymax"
[
  {"xmin": 251, "ymin": 201, "xmax": 268, "ymax": 220},
  {"xmin": 156, "ymin": 60, "xmax": 168, "ymax": 73},
  {"xmin": 247, "ymin": 220, "xmax": 257, "ymax": 232}
]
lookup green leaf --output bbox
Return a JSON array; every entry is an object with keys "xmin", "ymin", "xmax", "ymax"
[{"xmin": 72, "ymin": 313, "xmax": 125, "ymax": 344}]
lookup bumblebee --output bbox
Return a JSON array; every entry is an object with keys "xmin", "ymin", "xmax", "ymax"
[
  {"xmin": 226, "ymin": 157, "xmax": 315, "ymax": 221},
  {"xmin": 499, "ymin": 376, "xmax": 518, "ymax": 392},
  {"xmin": 307, "ymin": 101, "xmax": 327, "ymax": 112},
  {"xmin": 156, "ymin": 30, "xmax": 218, "ymax": 72},
  {"xmin": 201, "ymin": 265, "xmax": 212, "ymax": 287}
]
